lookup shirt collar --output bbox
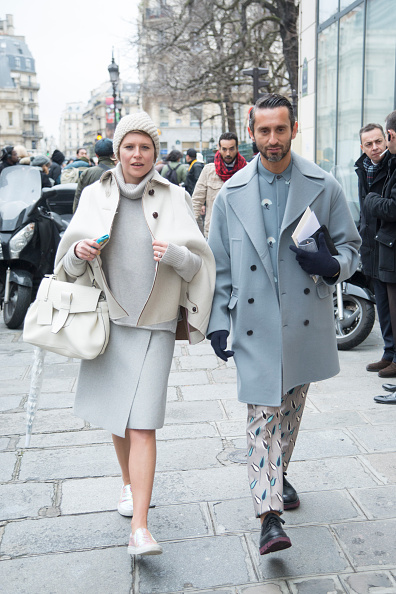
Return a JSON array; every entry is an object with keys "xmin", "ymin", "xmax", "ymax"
[{"xmin": 257, "ymin": 156, "xmax": 293, "ymax": 183}]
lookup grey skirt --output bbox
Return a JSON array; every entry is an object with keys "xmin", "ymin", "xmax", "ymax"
[{"xmin": 74, "ymin": 322, "xmax": 175, "ymax": 437}]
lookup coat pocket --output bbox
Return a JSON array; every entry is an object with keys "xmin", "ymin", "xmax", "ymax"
[
  {"xmin": 376, "ymin": 229, "xmax": 396, "ymax": 272},
  {"xmin": 316, "ymin": 281, "xmax": 331, "ymax": 299}
]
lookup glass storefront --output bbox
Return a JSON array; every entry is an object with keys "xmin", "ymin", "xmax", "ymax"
[{"xmin": 316, "ymin": 0, "xmax": 396, "ymax": 219}]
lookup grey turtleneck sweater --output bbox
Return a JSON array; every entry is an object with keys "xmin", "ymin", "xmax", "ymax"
[{"xmin": 63, "ymin": 163, "xmax": 202, "ymax": 332}]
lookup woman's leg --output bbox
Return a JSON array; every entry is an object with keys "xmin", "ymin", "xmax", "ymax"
[
  {"xmin": 128, "ymin": 428, "xmax": 157, "ymax": 533},
  {"xmin": 112, "ymin": 432, "xmax": 131, "ymax": 486}
]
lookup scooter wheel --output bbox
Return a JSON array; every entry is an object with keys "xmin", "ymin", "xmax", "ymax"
[{"xmin": 3, "ymin": 283, "xmax": 32, "ymax": 329}]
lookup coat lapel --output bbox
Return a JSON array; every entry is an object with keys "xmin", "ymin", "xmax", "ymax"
[{"xmin": 227, "ymin": 173, "xmax": 276, "ymax": 291}]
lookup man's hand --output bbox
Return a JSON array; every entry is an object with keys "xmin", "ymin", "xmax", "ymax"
[
  {"xmin": 289, "ymin": 233, "xmax": 340, "ymax": 278},
  {"xmin": 210, "ymin": 330, "xmax": 234, "ymax": 361}
]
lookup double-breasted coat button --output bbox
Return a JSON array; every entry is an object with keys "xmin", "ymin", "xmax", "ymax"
[
  {"xmin": 148, "ymin": 189, "xmax": 155, "ymax": 196},
  {"xmin": 152, "ymin": 212, "xmax": 158, "ymax": 219},
  {"xmin": 304, "ymin": 319, "xmax": 309, "ymax": 326},
  {"xmin": 192, "ymin": 306, "xmax": 197, "ymax": 312},
  {"xmin": 250, "ymin": 265, "xmax": 257, "ymax": 271},
  {"xmin": 247, "ymin": 330, "xmax": 253, "ymax": 336},
  {"xmin": 248, "ymin": 298, "xmax": 254, "ymax": 304},
  {"xmin": 304, "ymin": 288, "xmax": 310, "ymax": 294}
]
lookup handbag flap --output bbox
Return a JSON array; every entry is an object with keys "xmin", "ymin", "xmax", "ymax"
[{"xmin": 37, "ymin": 276, "xmax": 102, "ymax": 314}]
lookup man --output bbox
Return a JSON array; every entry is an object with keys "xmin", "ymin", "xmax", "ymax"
[
  {"xmin": 355, "ymin": 124, "xmax": 392, "ymax": 377},
  {"xmin": 61, "ymin": 147, "xmax": 91, "ymax": 184},
  {"xmin": 73, "ymin": 138, "xmax": 115, "ymax": 213},
  {"xmin": 0, "ymin": 146, "xmax": 19, "ymax": 174},
  {"xmin": 184, "ymin": 148, "xmax": 204, "ymax": 195},
  {"xmin": 192, "ymin": 132, "xmax": 247, "ymax": 237},
  {"xmin": 364, "ymin": 111, "xmax": 396, "ymax": 400},
  {"xmin": 207, "ymin": 94, "xmax": 361, "ymax": 556}
]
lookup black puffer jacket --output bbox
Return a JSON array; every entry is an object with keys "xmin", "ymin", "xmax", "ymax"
[
  {"xmin": 355, "ymin": 151, "xmax": 390, "ymax": 277},
  {"xmin": 363, "ymin": 153, "xmax": 396, "ymax": 283},
  {"xmin": 185, "ymin": 161, "xmax": 204, "ymax": 196}
]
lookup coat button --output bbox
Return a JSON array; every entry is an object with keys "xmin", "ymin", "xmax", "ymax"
[
  {"xmin": 148, "ymin": 189, "xmax": 155, "ymax": 196},
  {"xmin": 304, "ymin": 288, "xmax": 310, "ymax": 295},
  {"xmin": 304, "ymin": 319, "xmax": 309, "ymax": 326},
  {"xmin": 247, "ymin": 330, "xmax": 253, "ymax": 336},
  {"xmin": 250, "ymin": 265, "xmax": 257, "ymax": 271},
  {"xmin": 192, "ymin": 306, "xmax": 197, "ymax": 312},
  {"xmin": 152, "ymin": 212, "xmax": 158, "ymax": 219},
  {"xmin": 248, "ymin": 298, "xmax": 254, "ymax": 304}
]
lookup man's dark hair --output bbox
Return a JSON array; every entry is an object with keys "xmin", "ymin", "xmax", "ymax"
[
  {"xmin": 186, "ymin": 148, "xmax": 197, "ymax": 159},
  {"xmin": 359, "ymin": 123, "xmax": 385, "ymax": 143},
  {"xmin": 76, "ymin": 147, "xmax": 85, "ymax": 155},
  {"xmin": 166, "ymin": 150, "xmax": 183, "ymax": 162},
  {"xmin": 218, "ymin": 132, "xmax": 238, "ymax": 147},
  {"xmin": 385, "ymin": 110, "xmax": 396, "ymax": 134},
  {"xmin": 249, "ymin": 94, "xmax": 295, "ymax": 132}
]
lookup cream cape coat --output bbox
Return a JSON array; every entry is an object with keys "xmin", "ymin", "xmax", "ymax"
[{"xmin": 55, "ymin": 169, "xmax": 216, "ymax": 344}]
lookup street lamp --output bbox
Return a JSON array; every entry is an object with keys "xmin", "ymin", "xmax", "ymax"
[{"xmin": 108, "ymin": 50, "xmax": 119, "ymax": 133}]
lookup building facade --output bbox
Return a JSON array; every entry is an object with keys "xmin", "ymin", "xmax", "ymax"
[
  {"xmin": 58, "ymin": 103, "xmax": 85, "ymax": 160},
  {"xmin": 82, "ymin": 81, "xmax": 140, "ymax": 154},
  {"xmin": 298, "ymin": 0, "xmax": 396, "ymax": 218},
  {"xmin": 0, "ymin": 14, "xmax": 42, "ymax": 151}
]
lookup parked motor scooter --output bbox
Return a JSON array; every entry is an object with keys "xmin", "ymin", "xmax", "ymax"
[
  {"xmin": 334, "ymin": 259, "xmax": 376, "ymax": 350},
  {"xmin": 0, "ymin": 166, "xmax": 69, "ymax": 329}
]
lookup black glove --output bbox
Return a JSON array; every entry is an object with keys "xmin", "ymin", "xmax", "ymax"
[
  {"xmin": 289, "ymin": 232, "xmax": 340, "ymax": 278},
  {"xmin": 210, "ymin": 330, "xmax": 234, "ymax": 361}
]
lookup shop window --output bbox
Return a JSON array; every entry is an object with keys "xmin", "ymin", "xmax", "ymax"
[{"xmin": 319, "ymin": 0, "xmax": 338, "ymax": 24}]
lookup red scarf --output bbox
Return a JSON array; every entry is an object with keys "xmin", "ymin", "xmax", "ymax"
[{"xmin": 214, "ymin": 151, "xmax": 247, "ymax": 182}]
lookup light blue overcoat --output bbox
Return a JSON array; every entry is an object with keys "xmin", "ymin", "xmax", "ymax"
[{"xmin": 207, "ymin": 152, "xmax": 362, "ymax": 407}]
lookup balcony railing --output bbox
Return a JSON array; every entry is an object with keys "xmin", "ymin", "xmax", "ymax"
[
  {"xmin": 19, "ymin": 82, "xmax": 40, "ymax": 90},
  {"xmin": 22, "ymin": 131, "xmax": 43, "ymax": 140},
  {"xmin": 23, "ymin": 114, "xmax": 39, "ymax": 122}
]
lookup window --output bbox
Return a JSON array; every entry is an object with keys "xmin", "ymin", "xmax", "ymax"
[
  {"xmin": 26, "ymin": 58, "xmax": 31, "ymax": 69},
  {"xmin": 190, "ymin": 107, "xmax": 202, "ymax": 127},
  {"xmin": 15, "ymin": 56, "xmax": 21, "ymax": 68},
  {"xmin": 335, "ymin": 6, "xmax": 364, "ymax": 220},
  {"xmin": 363, "ymin": 0, "xmax": 396, "ymax": 123},
  {"xmin": 31, "ymin": 141, "xmax": 36, "ymax": 150},
  {"xmin": 8, "ymin": 112, "xmax": 13, "ymax": 126},
  {"xmin": 159, "ymin": 103, "xmax": 169, "ymax": 127},
  {"xmin": 319, "ymin": 0, "xmax": 338, "ymax": 24}
]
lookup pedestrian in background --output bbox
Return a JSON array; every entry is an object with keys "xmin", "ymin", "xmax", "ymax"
[
  {"xmin": 0, "ymin": 146, "xmax": 19, "ymax": 174},
  {"xmin": 207, "ymin": 94, "xmax": 361, "ymax": 556},
  {"xmin": 48, "ymin": 150, "xmax": 65, "ymax": 185},
  {"xmin": 73, "ymin": 138, "xmax": 115, "ymax": 213},
  {"xmin": 192, "ymin": 132, "xmax": 246, "ymax": 237},
  {"xmin": 355, "ymin": 124, "xmax": 393, "ymax": 376},
  {"xmin": 184, "ymin": 148, "xmax": 204, "ymax": 196},
  {"xmin": 14, "ymin": 145, "xmax": 31, "ymax": 165},
  {"xmin": 30, "ymin": 155, "xmax": 53, "ymax": 188},
  {"xmin": 161, "ymin": 149, "xmax": 187, "ymax": 186},
  {"xmin": 364, "ymin": 110, "xmax": 396, "ymax": 394},
  {"xmin": 54, "ymin": 111, "xmax": 215, "ymax": 556}
]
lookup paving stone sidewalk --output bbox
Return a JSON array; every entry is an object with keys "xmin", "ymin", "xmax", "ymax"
[{"xmin": 1, "ymin": 315, "xmax": 396, "ymax": 594}]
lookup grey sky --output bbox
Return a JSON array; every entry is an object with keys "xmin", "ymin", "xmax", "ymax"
[{"xmin": 7, "ymin": 1, "xmax": 139, "ymax": 141}]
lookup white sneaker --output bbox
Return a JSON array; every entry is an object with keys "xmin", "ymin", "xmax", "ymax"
[
  {"xmin": 117, "ymin": 484, "xmax": 133, "ymax": 517},
  {"xmin": 128, "ymin": 528, "xmax": 163, "ymax": 556}
]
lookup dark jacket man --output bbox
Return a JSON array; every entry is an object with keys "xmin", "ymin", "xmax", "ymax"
[
  {"xmin": 73, "ymin": 139, "xmax": 114, "ymax": 213},
  {"xmin": 184, "ymin": 148, "xmax": 204, "ymax": 196},
  {"xmin": 355, "ymin": 149, "xmax": 390, "ymax": 278}
]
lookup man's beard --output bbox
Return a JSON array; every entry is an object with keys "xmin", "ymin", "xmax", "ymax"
[{"xmin": 259, "ymin": 136, "xmax": 292, "ymax": 163}]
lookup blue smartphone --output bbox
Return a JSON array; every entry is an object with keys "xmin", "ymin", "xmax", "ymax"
[{"xmin": 96, "ymin": 234, "xmax": 109, "ymax": 247}]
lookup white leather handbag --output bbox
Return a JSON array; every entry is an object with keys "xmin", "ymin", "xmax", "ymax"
[{"xmin": 23, "ymin": 261, "xmax": 109, "ymax": 359}]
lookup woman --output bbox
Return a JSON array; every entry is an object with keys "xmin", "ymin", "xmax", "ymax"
[
  {"xmin": 54, "ymin": 112, "xmax": 215, "ymax": 556},
  {"xmin": 30, "ymin": 155, "xmax": 53, "ymax": 188}
]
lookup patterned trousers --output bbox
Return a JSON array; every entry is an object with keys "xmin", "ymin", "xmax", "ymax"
[{"xmin": 246, "ymin": 384, "xmax": 309, "ymax": 518}]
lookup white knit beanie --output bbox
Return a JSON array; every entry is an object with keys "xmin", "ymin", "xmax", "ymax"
[{"xmin": 113, "ymin": 112, "xmax": 160, "ymax": 160}]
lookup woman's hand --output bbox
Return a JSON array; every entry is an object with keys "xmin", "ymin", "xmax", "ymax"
[
  {"xmin": 74, "ymin": 239, "xmax": 101, "ymax": 261},
  {"xmin": 152, "ymin": 239, "xmax": 168, "ymax": 262}
]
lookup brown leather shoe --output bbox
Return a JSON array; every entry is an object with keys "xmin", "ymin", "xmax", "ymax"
[
  {"xmin": 366, "ymin": 359, "xmax": 392, "ymax": 372},
  {"xmin": 378, "ymin": 362, "xmax": 396, "ymax": 378}
]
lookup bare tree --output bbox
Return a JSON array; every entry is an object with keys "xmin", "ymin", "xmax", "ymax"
[{"xmin": 137, "ymin": 0, "xmax": 292, "ymax": 132}]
